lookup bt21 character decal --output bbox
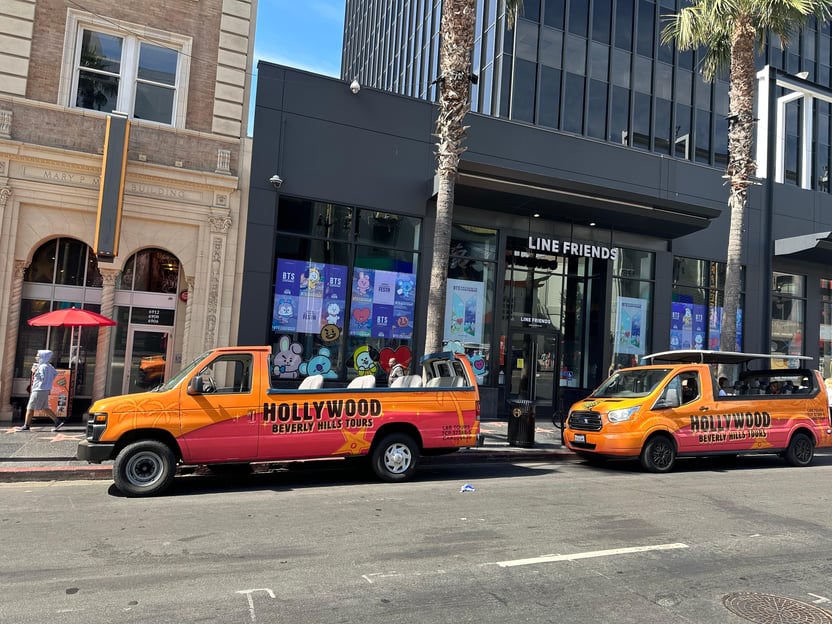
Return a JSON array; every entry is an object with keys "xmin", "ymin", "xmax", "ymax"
[
  {"xmin": 275, "ymin": 298, "xmax": 294, "ymax": 326},
  {"xmin": 467, "ymin": 352, "xmax": 488, "ymax": 383},
  {"xmin": 352, "ymin": 345, "xmax": 379, "ymax": 376},
  {"xmin": 272, "ymin": 335, "xmax": 304, "ymax": 379},
  {"xmin": 320, "ymin": 323, "xmax": 341, "ymax": 343},
  {"xmin": 299, "ymin": 347, "xmax": 338, "ymax": 379},
  {"xmin": 379, "ymin": 346, "xmax": 412, "ymax": 374}
]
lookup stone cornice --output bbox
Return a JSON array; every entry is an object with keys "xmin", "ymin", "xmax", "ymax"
[{"xmin": 6, "ymin": 152, "xmax": 239, "ymax": 193}]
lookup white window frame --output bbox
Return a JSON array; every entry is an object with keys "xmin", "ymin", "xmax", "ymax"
[{"xmin": 58, "ymin": 9, "xmax": 191, "ymax": 128}]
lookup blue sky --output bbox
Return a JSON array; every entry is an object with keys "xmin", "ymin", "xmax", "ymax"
[{"xmin": 254, "ymin": 0, "xmax": 346, "ymax": 78}]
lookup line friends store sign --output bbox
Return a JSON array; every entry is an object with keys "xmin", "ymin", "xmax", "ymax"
[{"xmin": 527, "ymin": 237, "xmax": 618, "ymax": 260}]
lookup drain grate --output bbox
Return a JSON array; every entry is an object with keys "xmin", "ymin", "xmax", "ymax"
[{"xmin": 723, "ymin": 592, "xmax": 832, "ymax": 624}]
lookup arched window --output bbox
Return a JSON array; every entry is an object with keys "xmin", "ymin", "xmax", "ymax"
[{"xmin": 119, "ymin": 248, "xmax": 180, "ymax": 293}]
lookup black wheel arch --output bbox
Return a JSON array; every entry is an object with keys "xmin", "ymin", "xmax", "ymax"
[
  {"xmin": 370, "ymin": 423, "xmax": 423, "ymax": 454},
  {"xmin": 113, "ymin": 429, "xmax": 182, "ymax": 463}
]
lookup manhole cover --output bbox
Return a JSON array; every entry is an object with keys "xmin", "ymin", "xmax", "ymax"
[{"xmin": 723, "ymin": 592, "xmax": 832, "ymax": 624}]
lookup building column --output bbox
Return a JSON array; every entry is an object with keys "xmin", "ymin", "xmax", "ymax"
[
  {"xmin": 92, "ymin": 269, "xmax": 119, "ymax": 402},
  {"xmin": 0, "ymin": 260, "xmax": 27, "ymax": 422},
  {"xmin": 204, "ymin": 215, "xmax": 232, "ymax": 351},
  {"xmin": 181, "ymin": 275, "xmax": 195, "ymax": 363}
]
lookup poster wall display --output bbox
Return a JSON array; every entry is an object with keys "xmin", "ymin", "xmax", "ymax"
[
  {"xmin": 48, "ymin": 369, "xmax": 72, "ymax": 419},
  {"xmin": 444, "ymin": 278, "xmax": 485, "ymax": 345},
  {"xmin": 349, "ymin": 267, "xmax": 416, "ymax": 339},
  {"xmin": 273, "ymin": 259, "xmax": 348, "ymax": 335},
  {"xmin": 671, "ymin": 302, "xmax": 743, "ymax": 351},
  {"xmin": 615, "ymin": 296, "xmax": 647, "ymax": 355}
]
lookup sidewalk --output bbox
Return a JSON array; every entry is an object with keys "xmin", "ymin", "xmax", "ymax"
[{"xmin": 0, "ymin": 417, "xmax": 576, "ymax": 483}]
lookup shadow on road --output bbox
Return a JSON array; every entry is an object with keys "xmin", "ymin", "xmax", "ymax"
[{"xmin": 108, "ymin": 459, "xmax": 562, "ymax": 498}]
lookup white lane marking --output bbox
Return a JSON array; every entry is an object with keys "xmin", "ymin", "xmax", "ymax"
[
  {"xmin": 237, "ymin": 588, "xmax": 275, "ymax": 622},
  {"xmin": 808, "ymin": 593, "xmax": 830, "ymax": 604},
  {"xmin": 495, "ymin": 542, "xmax": 689, "ymax": 568}
]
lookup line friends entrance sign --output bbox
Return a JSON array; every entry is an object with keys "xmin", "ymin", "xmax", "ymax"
[{"xmin": 528, "ymin": 237, "xmax": 618, "ymax": 260}]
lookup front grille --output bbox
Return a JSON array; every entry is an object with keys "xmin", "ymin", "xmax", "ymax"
[{"xmin": 569, "ymin": 410, "xmax": 602, "ymax": 432}]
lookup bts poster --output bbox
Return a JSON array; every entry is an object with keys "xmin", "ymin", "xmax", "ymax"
[{"xmin": 444, "ymin": 279, "xmax": 485, "ymax": 345}]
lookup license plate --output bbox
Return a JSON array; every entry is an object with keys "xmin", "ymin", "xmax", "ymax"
[{"xmin": 573, "ymin": 434, "xmax": 586, "ymax": 443}]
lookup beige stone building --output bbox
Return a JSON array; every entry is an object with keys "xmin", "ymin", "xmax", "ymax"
[{"xmin": 0, "ymin": 0, "xmax": 256, "ymax": 421}]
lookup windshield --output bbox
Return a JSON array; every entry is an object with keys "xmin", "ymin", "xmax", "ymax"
[
  {"xmin": 153, "ymin": 350, "xmax": 213, "ymax": 392},
  {"xmin": 590, "ymin": 368, "xmax": 672, "ymax": 398}
]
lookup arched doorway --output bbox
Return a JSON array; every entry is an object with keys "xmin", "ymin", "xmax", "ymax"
[
  {"xmin": 107, "ymin": 248, "xmax": 181, "ymax": 396},
  {"xmin": 14, "ymin": 237, "xmax": 106, "ymax": 416}
]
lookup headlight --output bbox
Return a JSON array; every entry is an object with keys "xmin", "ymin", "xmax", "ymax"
[{"xmin": 607, "ymin": 406, "xmax": 639, "ymax": 423}]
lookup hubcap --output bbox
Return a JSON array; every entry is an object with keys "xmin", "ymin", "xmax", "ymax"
[
  {"xmin": 126, "ymin": 452, "xmax": 163, "ymax": 486},
  {"xmin": 384, "ymin": 443, "xmax": 412, "ymax": 474}
]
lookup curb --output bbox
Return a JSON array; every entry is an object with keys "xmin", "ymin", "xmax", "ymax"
[{"xmin": 0, "ymin": 465, "xmax": 113, "ymax": 482}]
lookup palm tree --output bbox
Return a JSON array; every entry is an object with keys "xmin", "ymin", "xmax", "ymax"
[
  {"xmin": 662, "ymin": 0, "xmax": 832, "ymax": 360},
  {"xmin": 423, "ymin": 0, "xmax": 521, "ymax": 356}
]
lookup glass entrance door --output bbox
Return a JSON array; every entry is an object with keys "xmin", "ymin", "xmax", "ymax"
[
  {"xmin": 123, "ymin": 326, "xmax": 172, "ymax": 394},
  {"xmin": 509, "ymin": 331, "xmax": 560, "ymax": 421}
]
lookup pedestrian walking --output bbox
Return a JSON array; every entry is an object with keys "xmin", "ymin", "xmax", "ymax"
[
  {"xmin": 16, "ymin": 349, "xmax": 64, "ymax": 431},
  {"xmin": 387, "ymin": 357, "xmax": 406, "ymax": 385}
]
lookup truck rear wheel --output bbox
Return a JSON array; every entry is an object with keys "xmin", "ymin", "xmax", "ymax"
[
  {"xmin": 640, "ymin": 434, "xmax": 676, "ymax": 473},
  {"xmin": 371, "ymin": 433, "xmax": 418, "ymax": 482},
  {"xmin": 784, "ymin": 432, "xmax": 814, "ymax": 467},
  {"xmin": 114, "ymin": 440, "xmax": 177, "ymax": 497}
]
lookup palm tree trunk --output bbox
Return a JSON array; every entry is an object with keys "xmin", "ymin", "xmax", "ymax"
[
  {"xmin": 423, "ymin": 0, "xmax": 476, "ymax": 355},
  {"xmin": 719, "ymin": 15, "xmax": 756, "ymax": 366}
]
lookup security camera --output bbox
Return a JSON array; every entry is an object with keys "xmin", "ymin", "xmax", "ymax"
[
  {"xmin": 350, "ymin": 79, "xmax": 361, "ymax": 94},
  {"xmin": 269, "ymin": 174, "xmax": 283, "ymax": 189}
]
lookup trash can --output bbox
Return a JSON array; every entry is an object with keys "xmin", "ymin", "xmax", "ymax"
[{"xmin": 507, "ymin": 400, "xmax": 535, "ymax": 448}]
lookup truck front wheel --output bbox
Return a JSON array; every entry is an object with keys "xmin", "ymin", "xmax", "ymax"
[
  {"xmin": 114, "ymin": 441, "xmax": 177, "ymax": 497},
  {"xmin": 371, "ymin": 434, "xmax": 419, "ymax": 482},
  {"xmin": 640, "ymin": 434, "xmax": 676, "ymax": 473},
  {"xmin": 784, "ymin": 432, "xmax": 814, "ymax": 467}
]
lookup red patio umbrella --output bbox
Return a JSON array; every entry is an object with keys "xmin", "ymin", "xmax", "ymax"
[
  {"xmin": 28, "ymin": 307, "xmax": 117, "ymax": 394},
  {"xmin": 27, "ymin": 307, "xmax": 117, "ymax": 328}
]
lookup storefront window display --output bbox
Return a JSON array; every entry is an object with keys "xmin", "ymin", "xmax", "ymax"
[
  {"xmin": 670, "ymin": 257, "xmax": 744, "ymax": 353},
  {"xmin": 443, "ymin": 224, "xmax": 498, "ymax": 383},
  {"xmin": 771, "ymin": 272, "xmax": 805, "ymax": 360},
  {"xmin": 609, "ymin": 249, "xmax": 654, "ymax": 372},
  {"xmin": 15, "ymin": 238, "xmax": 104, "ymax": 402},
  {"xmin": 270, "ymin": 198, "xmax": 421, "ymax": 384}
]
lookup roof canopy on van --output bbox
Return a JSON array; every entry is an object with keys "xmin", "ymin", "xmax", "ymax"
[{"xmin": 641, "ymin": 350, "xmax": 813, "ymax": 366}]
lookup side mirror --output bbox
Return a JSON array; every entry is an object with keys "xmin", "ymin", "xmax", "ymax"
[{"xmin": 188, "ymin": 376, "xmax": 205, "ymax": 395}]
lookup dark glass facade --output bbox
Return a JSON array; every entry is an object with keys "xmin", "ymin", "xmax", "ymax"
[{"xmin": 343, "ymin": 0, "xmax": 832, "ymax": 191}]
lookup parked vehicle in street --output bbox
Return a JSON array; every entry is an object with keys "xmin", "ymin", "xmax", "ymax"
[
  {"xmin": 564, "ymin": 350, "xmax": 832, "ymax": 472},
  {"xmin": 77, "ymin": 346, "xmax": 480, "ymax": 496}
]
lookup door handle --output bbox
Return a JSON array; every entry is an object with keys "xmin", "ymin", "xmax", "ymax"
[{"xmin": 699, "ymin": 406, "xmax": 709, "ymax": 411}]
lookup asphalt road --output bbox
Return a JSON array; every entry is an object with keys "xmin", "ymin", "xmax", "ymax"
[{"xmin": 2, "ymin": 454, "xmax": 832, "ymax": 624}]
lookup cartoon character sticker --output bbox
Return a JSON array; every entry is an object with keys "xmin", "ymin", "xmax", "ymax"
[
  {"xmin": 321, "ymin": 323, "xmax": 341, "ymax": 343},
  {"xmin": 273, "ymin": 335, "xmax": 304, "ymax": 379},
  {"xmin": 299, "ymin": 347, "xmax": 338, "ymax": 379},
  {"xmin": 352, "ymin": 345, "xmax": 379, "ymax": 376}
]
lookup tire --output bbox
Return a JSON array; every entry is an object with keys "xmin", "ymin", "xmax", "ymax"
[
  {"xmin": 640, "ymin": 435, "xmax": 676, "ymax": 473},
  {"xmin": 784, "ymin": 432, "xmax": 814, "ymax": 467},
  {"xmin": 371, "ymin": 433, "xmax": 419, "ymax": 482},
  {"xmin": 113, "ymin": 440, "xmax": 177, "ymax": 497}
]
